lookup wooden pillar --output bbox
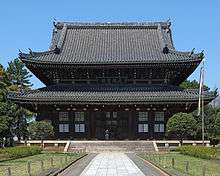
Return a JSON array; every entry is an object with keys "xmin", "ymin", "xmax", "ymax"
[
  {"xmin": 70, "ymin": 110, "xmax": 74, "ymax": 140},
  {"xmin": 149, "ymin": 110, "xmax": 154, "ymax": 140},
  {"xmin": 90, "ymin": 111, "xmax": 96, "ymax": 139},
  {"xmin": 132, "ymin": 110, "xmax": 137, "ymax": 139},
  {"xmin": 128, "ymin": 111, "xmax": 133, "ymax": 139},
  {"xmin": 87, "ymin": 111, "xmax": 91, "ymax": 139}
]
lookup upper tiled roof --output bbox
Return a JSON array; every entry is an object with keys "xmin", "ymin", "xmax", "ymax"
[
  {"xmin": 19, "ymin": 21, "xmax": 203, "ymax": 65},
  {"xmin": 7, "ymin": 84, "xmax": 216, "ymax": 104}
]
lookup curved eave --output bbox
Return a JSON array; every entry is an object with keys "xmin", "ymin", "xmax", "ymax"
[
  {"xmin": 19, "ymin": 50, "xmax": 203, "ymax": 66},
  {"xmin": 7, "ymin": 98, "xmax": 215, "ymax": 106},
  {"xmin": 7, "ymin": 91, "xmax": 216, "ymax": 105}
]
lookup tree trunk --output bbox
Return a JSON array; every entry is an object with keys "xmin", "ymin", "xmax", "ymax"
[
  {"xmin": 180, "ymin": 138, "xmax": 183, "ymax": 146},
  {"xmin": 0, "ymin": 138, "xmax": 3, "ymax": 148},
  {"xmin": 41, "ymin": 138, "xmax": 44, "ymax": 149}
]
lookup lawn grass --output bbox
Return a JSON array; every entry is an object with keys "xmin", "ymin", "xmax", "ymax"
[
  {"xmin": 139, "ymin": 152, "xmax": 220, "ymax": 176},
  {"xmin": 0, "ymin": 152, "xmax": 84, "ymax": 176}
]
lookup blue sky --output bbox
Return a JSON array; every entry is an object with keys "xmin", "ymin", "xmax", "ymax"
[{"xmin": 0, "ymin": 0, "xmax": 219, "ymax": 89}]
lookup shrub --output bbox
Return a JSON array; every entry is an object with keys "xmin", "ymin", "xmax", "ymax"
[
  {"xmin": 166, "ymin": 113, "xmax": 197, "ymax": 144},
  {"xmin": 210, "ymin": 137, "xmax": 220, "ymax": 146},
  {"xmin": 178, "ymin": 145, "xmax": 217, "ymax": 159},
  {"xmin": 0, "ymin": 146, "xmax": 42, "ymax": 160}
]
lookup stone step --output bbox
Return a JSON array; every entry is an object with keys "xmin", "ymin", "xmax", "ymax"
[{"xmin": 67, "ymin": 141, "xmax": 155, "ymax": 153}]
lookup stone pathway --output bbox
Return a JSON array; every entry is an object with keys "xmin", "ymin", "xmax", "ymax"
[{"xmin": 80, "ymin": 152, "xmax": 145, "ymax": 176}]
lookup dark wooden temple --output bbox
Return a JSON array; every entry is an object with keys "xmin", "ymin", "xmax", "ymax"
[{"xmin": 8, "ymin": 21, "xmax": 216, "ymax": 140}]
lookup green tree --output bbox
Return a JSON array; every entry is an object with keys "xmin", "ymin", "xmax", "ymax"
[
  {"xmin": 209, "ymin": 112, "xmax": 220, "ymax": 146},
  {"xmin": 29, "ymin": 121, "xmax": 54, "ymax": 147},
  {"xmin": 7, "ymin": 58, "xmax": 32, "ymax": 89},
  {"xmin": 0, "ymin": 61, "xmax": 33, "ymax": 147},
  {"xmin": 167, "ymin": 112, "xmax": 197, "ymax": 144},
  {"xmin": 6, "ymin": 59, "xmax": 33, "ymax": 142},
  {"xmin": 215, "ymin": 112, "xmax": 220, "ymax": 135},
  {"xmin": 0, "ymin": 101, "xmax": 16, "ymax": 147},
  {"xmin": 0, "ymin": 66, "xmax": 14, "ymax": 146},
  {"xmin": 0, "ymin": 115, "xmax": 11, "ymax": 146},
  {"xmin": 180, "ymin": 79, "xmax": 209, "ymax": 90},
  {"xmin": 192, "ymin": 104, "xmax": 220, "ymax": 145}
]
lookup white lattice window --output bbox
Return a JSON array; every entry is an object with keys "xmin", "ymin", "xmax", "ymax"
[
  {"xmin": 113, "ymin": 112, "xmax": 117, "ymax": 118},
  {"xmin": 105, "ymin": 112, "xmax": 110, "ymax": 118},
  {"xmin": 155, "ymin": 112, "xmax": 164, "ymax": 121},
  {"xmin": 59, "ymin": 124, "xmax": 69, "ymax": 133},
  {"xmin": 138, "ymin": 112, "xmax": 148, "ymax": 121},
  {"xmin": 59, "ymin": 112, "xmax": 69, "ymax": 121},
  {"xmin": 138, "ymin": 124, "xmax": 148, "ymax": 133},
  {"xmin": 75, "ymin": 112, "xmax": 85, "ymax": 122},
  {"xmin": 75, "ymin": 124, "xmax": 85, "ymax": 133},
  {"xmin": 154, "ymin": 124, "xmax": 164, "ymax": 132}
]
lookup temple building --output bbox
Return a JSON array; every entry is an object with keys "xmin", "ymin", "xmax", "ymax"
[{"xmin": 8, "ymin": 21, "xmax": 216, "ymax": 140}]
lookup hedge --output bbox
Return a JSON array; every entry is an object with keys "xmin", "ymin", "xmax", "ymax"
[
  {"xmin": 0, "ymin": 146, "xmax": 42, "ymax": 160},
  {"xmin": 178, "ymin": 145, "xmax": 217, "ymax": 159}
]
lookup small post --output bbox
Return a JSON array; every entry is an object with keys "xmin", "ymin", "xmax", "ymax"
[
  {"xmin": 164, "ymin": 156, "xmax": 167, "ymax": 167},
  {"xmin": 40, "ymin": 160, "xmax": 44, "ymax": 171},
  {"xmin": 202, "ymin": 165, "xmax": 206, "ymax": 176},
  {"xmin": 60, "ymin": 157, "xmax": 63, "ymax": 166},
  {"xmin": 165, "ymin": 142, "xmax": 169, "ymax": 148},
  {"xmin": 192, "ymin": 142, "xmax": 196, "ymax": 146},
  {"xmin": 50, "ymin": 158, "xmax": 54, "ymax": 167},
  {"xmin": 172, "ymin": 158, "xmax": 175, "ymax": 168},
  {"xmin": 206, "ymin": 143, "xmax": 210, "ymax": 147},
  {"xmin": 65, "ymin": 155, "xmax": 68, "ymax": 163},
  {"xmin": 27, "ymin": 161, "xmax": 31, "ymax": 176},
  {"xmin": 185, "ymin": 161, "xmax": 189, "ymax": 175},
  {"xmin": 7, "ymin": 167, "xmax": 11, "ymax": 176}
]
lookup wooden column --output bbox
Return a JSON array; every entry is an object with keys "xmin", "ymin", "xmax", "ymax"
[
  {"xmin": 86, "ymin": 111, "xmax": 91, "ymax": 139},
  {"xmin": 149, "ymin": 110, "xmax": 154, "ymax": 140},
  {"xmin": 128, "ymin": 111, "xmax": 133, "ymax": 139},
  {"xmin": 90, "ymin": 111, "xmax": 96, "ymax": 139},
  {"xmin": 70, "ymin": 111, "xmax": 74, "ymax": 140},
  {"xmin": 132, "ymin": 110, "xmax": 137, "ymax": 139}
]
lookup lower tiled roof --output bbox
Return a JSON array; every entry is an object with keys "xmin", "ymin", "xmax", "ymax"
[{"xmin": 7, "ymin": 84, "xmax": 216, "ymax": 104}]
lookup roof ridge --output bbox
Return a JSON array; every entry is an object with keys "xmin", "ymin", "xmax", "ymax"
[
  {"xmin": 54, "ymin": 21, "xmax": 171, "ymax": 29},
  {"xmin": 157, "ymin": 23, "xmax": 169, "ymax": 54},
  {"xmin": 56, "ymin": 24, "xmax": 67, "ymax": 52}
]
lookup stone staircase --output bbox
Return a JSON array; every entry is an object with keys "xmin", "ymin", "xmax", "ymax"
[{"xmin": 67, "ymin": 140, "xmax": 156, "ymax": 153}]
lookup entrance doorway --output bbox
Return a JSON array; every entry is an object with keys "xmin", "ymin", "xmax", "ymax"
[{"xmin": 95, "ymin": 111, "xmax": 129, "ymax": 140}]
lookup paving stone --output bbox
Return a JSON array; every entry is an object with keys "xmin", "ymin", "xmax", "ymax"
[{"xmin": 80, "ymin": 152, "xmax": 145, "ymax": 176}]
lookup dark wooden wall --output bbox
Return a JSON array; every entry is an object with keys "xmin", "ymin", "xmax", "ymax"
[{"xmin": 36, "ymin": 104, "xmax": 191, "ymax": 140}]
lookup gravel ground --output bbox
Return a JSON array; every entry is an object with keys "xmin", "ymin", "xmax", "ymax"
[
  {"xmin": 58, "ymin": 153, "xmax": 97, "ymax": 176},
  {"xmin": 126, "ymin": 153, "xmax": 167, "ymax": 176}
]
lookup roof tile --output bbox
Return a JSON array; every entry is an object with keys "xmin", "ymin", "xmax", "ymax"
[
  {"xmin": 20, "ymin": 22, "xmax": 203, "ymax": 64},
  {"xmin": 7, "ymin": 85, "xmax": 216, "ymax": 104}
]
